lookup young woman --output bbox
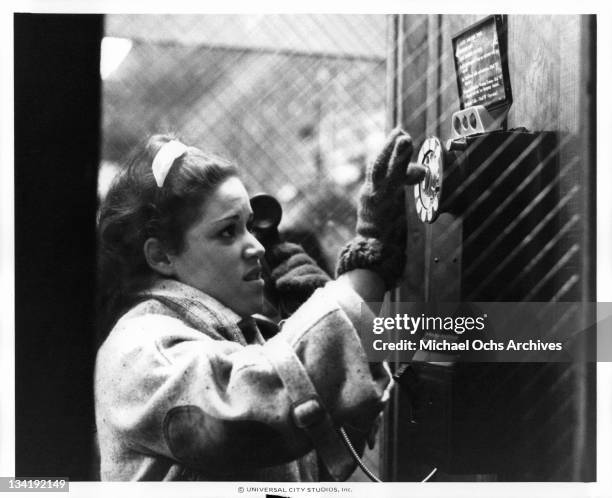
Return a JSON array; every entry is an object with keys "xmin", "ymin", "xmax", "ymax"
[{"xmin": 95, "ymin": 130, "xmax": 416, "ymax": 481}]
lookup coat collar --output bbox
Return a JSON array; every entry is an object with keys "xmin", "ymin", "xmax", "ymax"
[{"xmin": 140, "ymin": 278, "xmax": 251, "ymax": 345}]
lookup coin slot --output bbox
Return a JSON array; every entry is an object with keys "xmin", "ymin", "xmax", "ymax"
[{"xmin": 454, "ymin": 116, "xmax": 462, "ymax": 133}]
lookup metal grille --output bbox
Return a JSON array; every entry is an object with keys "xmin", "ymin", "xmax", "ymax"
[{"xmin": 101, "ymin": 14, "xmax": 389, "ymax": 271}]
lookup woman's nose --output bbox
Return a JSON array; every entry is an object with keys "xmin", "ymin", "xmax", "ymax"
[{"xmin": 244, "ymin": 231, "xmax": 265, "ymax": 260}]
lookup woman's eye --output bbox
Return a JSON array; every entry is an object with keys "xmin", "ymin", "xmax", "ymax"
[
  {"xmin": 219, "ymin": 225, "xmax": 236, "ymax": 238},
  {"xmin": 246, "ymin": 218, "xmax": 254, "ymax": 233}
]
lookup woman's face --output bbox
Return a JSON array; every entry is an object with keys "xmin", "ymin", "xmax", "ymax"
[{"xmin": 169, "ymin": 176, "xmax": 265, "ymax": 318}]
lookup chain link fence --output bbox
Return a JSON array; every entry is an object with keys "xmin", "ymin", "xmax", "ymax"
[
  {"xmin": 100, "ymin": 14, "xmax": 390, "ymax": 481},
  {"xmin": 101, "ymin": 14, "xmax": 389, "ymax": 272}
]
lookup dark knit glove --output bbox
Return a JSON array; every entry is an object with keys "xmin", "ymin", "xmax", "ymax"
[
  {"xmin": 336, "ymin": 128, "xmax": 419, "ymax": 289},
  {"xmin": 265, "ymin": 241, "xmax": 332, "ymax": 317}
]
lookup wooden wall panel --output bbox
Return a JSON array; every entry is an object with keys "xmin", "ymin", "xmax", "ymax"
[{"xmin": 398, "ymin": 14, "xmax": 429, "ymax": 302}]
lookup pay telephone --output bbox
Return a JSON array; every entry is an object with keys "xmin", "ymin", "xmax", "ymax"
[{"xmin": 393, "ymin": 15, "xmax": 562, "ymax": 480}]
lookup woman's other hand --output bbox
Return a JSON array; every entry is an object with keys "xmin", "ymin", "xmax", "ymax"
[{"xmin": 265, "ymin": 241, "xmax": 331, "ymax": 317}]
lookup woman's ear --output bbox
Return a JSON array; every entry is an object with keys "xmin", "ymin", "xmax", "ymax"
[{"xmin": 143, "ymin": 237, "xmax": 175, "ymax": 276}]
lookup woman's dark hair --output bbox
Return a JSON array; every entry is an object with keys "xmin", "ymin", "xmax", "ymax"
[{"xmin": 97, "ymin": 134, "xmax": 238, "ymax": 341}]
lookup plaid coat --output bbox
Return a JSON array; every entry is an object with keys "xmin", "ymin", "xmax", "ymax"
[{"xmin": 95, "ymin": 278, "xmax": 391, "ymax": 481}]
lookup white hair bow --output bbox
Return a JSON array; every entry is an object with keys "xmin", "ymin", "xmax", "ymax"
[{"xmin": 151, "ymin": 140, "xmax": 188, "ymax": 187}]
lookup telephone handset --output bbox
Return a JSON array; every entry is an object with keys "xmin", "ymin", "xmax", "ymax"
[{"xmin": 249, "ymin": 193, "xmax": 290, "ymax": 317}]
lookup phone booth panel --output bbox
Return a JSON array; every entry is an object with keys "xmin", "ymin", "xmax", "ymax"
[{"xmin": 385, "ymin": 14, "xmax": 596, "ymax": 482}]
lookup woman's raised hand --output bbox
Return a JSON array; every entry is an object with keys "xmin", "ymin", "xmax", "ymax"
[{"xmin": 336, "ymin": 128, "xmax": 424, "ymax": 290}]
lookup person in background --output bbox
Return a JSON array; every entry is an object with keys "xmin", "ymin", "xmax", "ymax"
[{"xmin": 95, "ymin": 128, "xmax": 419, "ymax": 481}]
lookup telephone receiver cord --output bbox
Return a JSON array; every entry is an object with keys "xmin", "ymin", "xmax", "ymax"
[{"xmin": 339, "ymin": 427, "xmax": 437, "ymax": 483}]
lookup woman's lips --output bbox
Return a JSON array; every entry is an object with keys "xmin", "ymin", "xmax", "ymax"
[{"xmin": 243, "ymin": 267, "xmax": 263, "ymax": 281}]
